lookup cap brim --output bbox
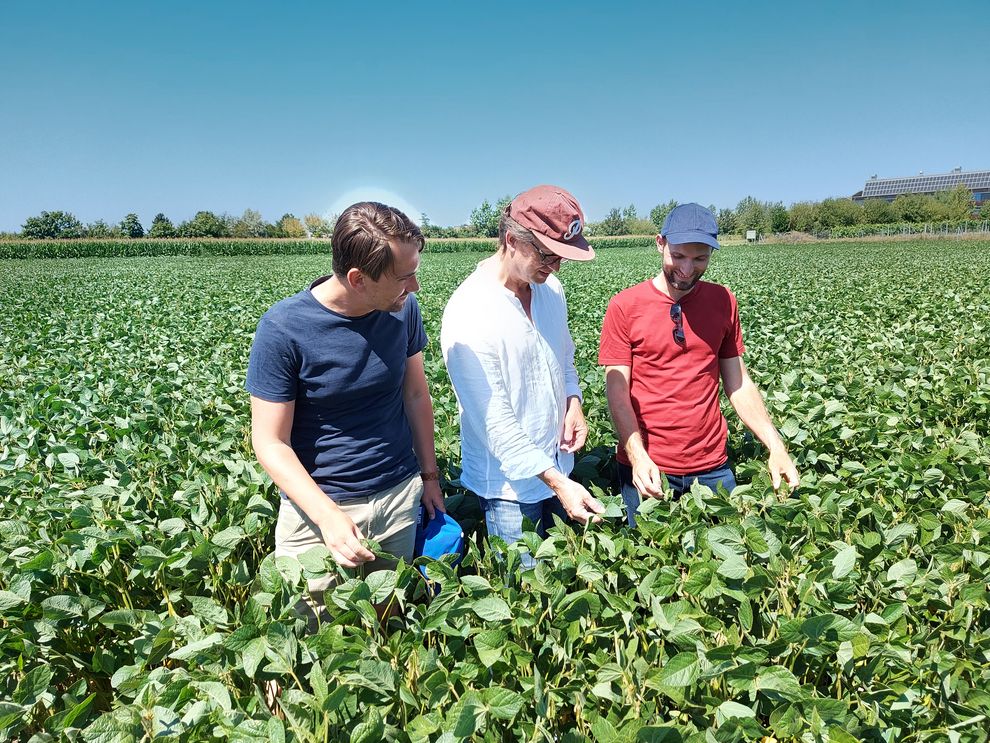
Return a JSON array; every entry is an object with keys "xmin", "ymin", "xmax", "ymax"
[
  {"xmin": 663, "ymin": 230, "xmax": 720, "ymax": 250},
  {"xmin": 532, "ymin": 231, "xmax": 596, "ymax": 261}
]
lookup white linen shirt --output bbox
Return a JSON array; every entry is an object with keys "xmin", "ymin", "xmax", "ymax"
[{"xmin": 440, "ymin": 258, "xmax": 582, "ymax": 503}]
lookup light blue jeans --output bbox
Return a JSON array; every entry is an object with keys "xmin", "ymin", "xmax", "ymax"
[
  {"xmin": 618, "ymin": 461, "xmax": 736, "ymax": 527},
  {"xmin": 479, "ymin": 496, "xmax": 571, "ymax": 568}
]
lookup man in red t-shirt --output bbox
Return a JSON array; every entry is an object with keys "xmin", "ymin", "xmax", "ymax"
[{"xmin": 598, "ymin": 203, "xmax": 799, "ymax": 524}]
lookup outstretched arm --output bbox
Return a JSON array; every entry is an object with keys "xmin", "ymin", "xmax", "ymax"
[{"xmin": 719, "ymin": 356, "xmax": 799, "ymax": 492}]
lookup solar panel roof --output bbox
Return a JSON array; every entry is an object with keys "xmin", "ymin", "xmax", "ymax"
[{"xmin": 861, "ymin": 170, "xmax": 990, "ymax": 199}]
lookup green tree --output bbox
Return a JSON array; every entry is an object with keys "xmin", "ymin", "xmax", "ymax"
[
  {"xmin": 21, "ymin": 210, "xmax": 84, "ymax": 239},
  {"xmin": 119, "ymin": 213, "xmax": 145, "ymax": 238},
  {"xmin": 178, "ymin": 211, "xmax": 229, "ymax": 238},
  {"xmin": 304, "ymin": 213, "xmax": 334, "ymax": 239},
  {"xmin": 768, "ymin": 202, "xmax": 789, "ymax": 233},
  {"xmin": 470, "ymin": 195, "xmax": 511, "ymax": 238},
  {"xmin": 980, "ymin": 201, "xmax": 990, "ymax": 220},
  {"xmin": 934, "ymin": 184, "xmax": 975, "ymax": 221},
  {"xmin": 814, "ymin": 198, "xmax": 862, "ymax": 231},
  {"xmin": 230, "ymin": 209, "xmax": 268, "ymax": 238},
  {"xmin": 591, "ymin": 208, "xmax": 627, "ymax": 236},
  {"xmin": 419, "ymin": 213, "xmax": 447, "ymax": 239},
  {"xmin": 788, "ymin": 202, "xmax": 816, "ymax": 232},
  {"xmin": 85, "ymin": 220, "xmax": 120, "ymax": 238},
  {"xmin": 716, "ymin": 208, "xmax": 737, "ymax": 235},
  {"xmin": 735, "ymin": 196, "xmax": 768, "ymax": 236},
  {"xmin": 649, "ymin": 199, "xmax": 678, "ymax": 231},
  {"xmin": 148, "ymin": 213, "xmax": 176, "ymax": 238},
  {"xmin": 274, "ymin": 213, "xmax": 307, "ymax": 238},
  {"xmin": 891, "ymin": 193, "xmax": 938, "ymax": 223},
  {"xmin": 861, "ymin": 199, "xmax": 896, "ymax": 225}
]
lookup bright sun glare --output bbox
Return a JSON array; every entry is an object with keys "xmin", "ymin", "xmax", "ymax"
[{"xmin": 327, "ymin": 187, "xmax": 422, "ymax": 225}]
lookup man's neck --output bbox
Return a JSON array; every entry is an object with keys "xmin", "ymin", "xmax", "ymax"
[
  {"xmin": 311, "ymin": 274, "xmax": 372, "ymax": 317},
  {"xmin": 652, "ymin": 273, "xmax": 694, "ymax": 303},
  {"xmin": 489, "ymin": 253, "xmax": 531, "ymax": 298}
]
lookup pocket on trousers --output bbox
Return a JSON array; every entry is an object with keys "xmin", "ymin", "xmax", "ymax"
[{"xmin": 275, "ymin": 499, "xmax": 319, "ymax": 554}]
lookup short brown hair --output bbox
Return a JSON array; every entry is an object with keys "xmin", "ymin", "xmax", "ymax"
[{"xmin": 331, "ymin": 202, "xmax": 424, "ymax": 280}]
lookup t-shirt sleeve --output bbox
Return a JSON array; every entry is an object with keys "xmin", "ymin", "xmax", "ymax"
[
  {"xmin": 719, "ymin": 292, "xmax": 746, "ymax": 359},
  {"xmin": 598, "ymin": 295, "xmax": 632, "ymax": 366},
  {"xmin": 245, "ymin": 313, "xmax": 299, "ymax": 402},
  {"xmin": 405, "ymin": 294, "xmax": 428, "ymax": 357}
]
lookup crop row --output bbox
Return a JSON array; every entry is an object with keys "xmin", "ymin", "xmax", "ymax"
[{"xmin": 0, "ymin": 236, "xmax": 656, "ymax": 260}]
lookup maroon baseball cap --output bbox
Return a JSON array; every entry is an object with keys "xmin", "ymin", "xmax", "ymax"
[{"xmin": 509, "ymin": 185, "xmax": 595, "ymax": 261}]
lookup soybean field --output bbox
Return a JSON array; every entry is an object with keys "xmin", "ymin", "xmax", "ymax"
[{"xmin": 0, "ymin": 240, "xmax": 988, "ymax": 742}]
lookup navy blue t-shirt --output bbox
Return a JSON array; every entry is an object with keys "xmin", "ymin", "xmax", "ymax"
[{"xmin": 245, "ymin": 277, "xmax": 427, "ymax": 500}]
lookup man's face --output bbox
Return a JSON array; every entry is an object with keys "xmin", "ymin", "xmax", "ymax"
[
  {"xmin": 365, "ymin": 238, "xmax": 421, "ymax": 312},
  {"xmin": 511, "ymin": 234, "xmax": 563, "ymax": 285},
  {"xmin": 658, "ymin": 238, "xmax": 711, "ymax": 292}
]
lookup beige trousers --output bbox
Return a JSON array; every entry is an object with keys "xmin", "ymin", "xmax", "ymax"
[{"xmin": 273, "ymin": 473, "xmax": 423, "ymax": 628}]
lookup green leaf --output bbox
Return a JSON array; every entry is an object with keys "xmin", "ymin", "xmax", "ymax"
[
  {"xmin": 13, "ymin": 666, "xmax": 53, "ymax": 706},
  {"xmin": 169, "ymin": 633, "xmax": 224, "ymax": 661},
  {"xmin": 471, "ymin": 595, "xmax": 512, "ymax": 622},
  {"xmin": 351, "ymin": 707, "xmax": 385, "ymax": 743},
  {"xmin": 273, "ymin": 556, "xmax": 302, "ymax": 586},
  {"xmin": 831, "ymin": 544, "xmax": 858, "ymax": 579},
  {"xmin": 364, "ymin": 570, "xmax": 397, "ymax": 604},
  {"xmin": 211, "ymin": 526, "xmax": 245, "ymax": 549},
  {"xmin": 683, "ymin": 563, "xmax": 718, "ymax": 597},
  {"xmin": 801, "ymin": 614, "xmax": 859, "ymax": 643},
  {"xmin": 715, "ymin": 700, "xmax": 756, "ymax": 723},
  {"xmin": 296, "ymin": 545, "xmax": 331, "ymax": 574},
  {"xmin": 656, "ymin": 652, "xmax": 700, "ymax": 687},
  {"xmin": 474, "ymin": 629, "xmax": 507, "ymax": 668},
  {"xmin": 193, "ymin": 680, "xmax": 232, "ymax": 712},
  {"xmin": 188, "ymin": 595, "xmax": 229, "ymax": 626},
  {"xmin": 57, "ymin": 451, "xmax": 80, "ymax": 469},
  {"xmin": 483, "ymin": 687, "xmax": 524, "ymax": 720},
  {"xmin": 717, "ymin": 555, "xmax": 749, "ymax": 580},
  {"xmin": 60, "ymin": 692, "xmax": 98, "ymax": 730},
  {"xmin": 241, "ymin": 637, "xmax": 267, "ymax": 679},
  {"xmin": 941, "ymin": 499, "xmax": 967, "ymax": 515},
  {"xmin": 0, "ymin": 703, "xmax": 27, "ymax": 731},
  {"xmin": 42, "ymin": 595, "xmax": 84, "ymax": 620},
  {"xmin": 755, "ymin": 666, "xmax": 803, "ymax": 701},
  {"xmin": 445, "ymin": 692, "xmax": 486, "ymax": 737},
  {"xmin": 0, "ymin": 591, "xmax": 27, "ymax": 612},
  {"xmin": 886, "ymin": 558, "xmax": 917, "ymax": 587}
]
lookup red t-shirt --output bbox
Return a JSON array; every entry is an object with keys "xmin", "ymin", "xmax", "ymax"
[{"xmin": 598, "ymin": 279, "xmax": 745, "ymax": 475}]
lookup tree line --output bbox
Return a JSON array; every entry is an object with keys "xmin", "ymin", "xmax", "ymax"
[
  {"xmin": 9, "ymin": 185, "xmax": 989, "ymax": 240},
  {"xmin": 14, "ymin": 210, "xmax": 335, "ymax": 240}
]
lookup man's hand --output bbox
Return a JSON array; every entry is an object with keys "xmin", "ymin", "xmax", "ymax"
[
  {"xmin": 560, "ymin": 396, "xmax": 588, "ymax": 454},
  {"xmin": 630, "ymin": 453, "xmax": 664, "ymax": 499},
  {"xmin": 421, "ymin": 479, "xmax": 446, "ymax": 520},
  {"xmin": 555, "ymin": 479, "xmax": 606, "ymax": 525},
  {"xmin": 540, "ymin": 468, "xmax": 605, "ymax": 525},
  {"xmin": 768, "ymin": 446, "xmax": 799, "ymax": 492},
  {"xmin": 317, "ymin": 506, "xmax": 376, "ymax": 568}
]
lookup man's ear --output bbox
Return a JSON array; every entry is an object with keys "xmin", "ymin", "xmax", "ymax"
[
  {"xmin": 656, "ymin": 234, "xmax": 666, "ymax": 253},
  {"xmin": 345, "ymin": 267, "xmax": 365, "ymax": 290}
]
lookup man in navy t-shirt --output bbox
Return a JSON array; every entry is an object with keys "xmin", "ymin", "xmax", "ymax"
[{"xmin": 246, "ymin": 201, "xmax": 445, "ymax": 626}]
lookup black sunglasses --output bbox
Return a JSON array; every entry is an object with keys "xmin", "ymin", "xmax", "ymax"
[
  {"xmin": 529, "ymin": 240, "xmax": 562, "ymax": 266},
  {"xmin": 670, "ymin": 303, "xmax": 685, "ymax": 346}
]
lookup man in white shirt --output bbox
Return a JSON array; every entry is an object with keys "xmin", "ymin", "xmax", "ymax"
[{"xmin": 441, "ymin": 185, "xmax": 604, "ymax": 556}]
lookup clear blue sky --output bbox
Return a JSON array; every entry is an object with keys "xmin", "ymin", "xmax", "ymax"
[{"xmin": 1, "ymin": 0, "xmax": 986, "ymax": 232}]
